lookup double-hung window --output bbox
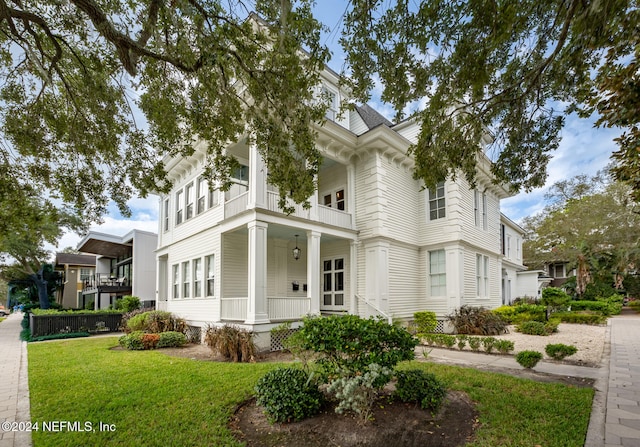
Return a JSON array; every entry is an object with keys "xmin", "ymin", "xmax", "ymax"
[
  {"xmin": 193, "ymin": 258, "xmax": 202, "ymax": 297},
  {"xmin": 474, "ymin": 190, "xmax": 488, "ymax": 230},
  {"xmin": 476, "ymin": 255, "xmax": 489, "ymax": 298},
  {"xmin": 205, "ymin": 255, "xmax": 215, "ymax": 296},
  {"xmin": 196, "ymin": 177, "xmax": 207, "ymax": 215},
  {"xmin": 182, "ymin": 261, "xmax": 190, "ymax": 298},
  {"xmin": 175, "ymin": 190, "xmax": 184, "ymax": 225},
  {"xmin": 429, "ymin": 250, "xmax": 446, "ymax": 296},
  {"xmin": 428, "ymin": 182, "xmax": 446, "ymax": 220},
  {"xmin": 185, "ymin": 183, "xmax": 194, "ymax": 220},
  {"xmin": 163, "ymin": 198, "xmax": 170, "ymax": 232},
  {"xmin": 172, "ymin": 264, "xmax": 180, "ymax": 299}
]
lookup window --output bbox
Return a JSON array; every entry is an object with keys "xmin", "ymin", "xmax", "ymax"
[
  {"xmin": 507, "ymin": 235, "xmax": 512, "ymax": 258},
  {"xmin": 163, "ymin": 198, "xmax": 170, "ymax": 232},
  {"xmin": 193, "ymin": 258, "xmax": 202, "ymax": 297},
  {"xmin": 196, "ymin": 177, "xmax": 207, "ymax": 215},
  {"xmin": 175, "ymin": 190, "xmax": 184, "ymax": 225},
  {"xmin": 182, "ymin": 261, "xmax": 190, "ymax": 298},
  {"xmin": 323, "ymin": 189, "xmax": 346, "ymax": 211},
  {"xmin": 80, "ymin": 268, "xmax": 93, "ymax": 281},
  {"xmin": 172, "ymin": 264, "xmax": 180, "ymax": 299},
  {"xmin": 500, "ymin": 224, "xmax": 506, "ymax": 255},
  {"xmin": 232, "ymin": 165, "xmax": 249, "ymax": 182},
  {"xmin": 205, "ymin": 255, "xmax": 215, "ymax": 296},
  {"xmin": 428, "ymin": 182, "xmax": 446, "ymax": 220},
  {"xmin": 429, "ymin": 250, "xmax": 446, "ymax": 296},
  {"xmin": 474, "ymin": 190, "xmax": 488, "ymax": 230},
  {"xmin": 321, "ymin": 86, "xmax": 338, "ymax": 121},
  {"xmin": 476, "ymin": 255, "xmax": 489, "ymax": 297},
  {"xmin": 185, "ymin": 182, "xmax": 194, "ymax": 220},
  {"xmin": 323, "ymin": 258, "xmax": 345, "ymax": 307}
]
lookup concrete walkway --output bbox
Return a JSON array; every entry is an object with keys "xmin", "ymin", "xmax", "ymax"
[{"xmin": 0, "ymin": 313, "xmax": 31, "ymax": 447}]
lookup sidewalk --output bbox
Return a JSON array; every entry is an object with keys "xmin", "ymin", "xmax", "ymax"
[{"xmin": 0, "ymin": 313, "xmax": 32, "ymax": 447}]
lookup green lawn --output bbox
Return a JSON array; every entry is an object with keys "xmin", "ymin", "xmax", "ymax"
[{"xmin": 28, "ymin": 337, "xmax": 594, "ymax": 447}]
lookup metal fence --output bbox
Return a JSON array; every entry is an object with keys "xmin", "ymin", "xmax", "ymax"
[{"xmin": 30, "ymin": 313, "xmax": 124, "ymax": 337}]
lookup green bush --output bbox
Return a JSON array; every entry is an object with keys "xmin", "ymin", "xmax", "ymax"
[
  {"xmin": 516, "ymin": 350, "xmax": 543, "ymax": 369},
  {"xmin": 545, "ymin": 344, "xmax": 578, "ymax": 360},
  {"xmin": 542, "ymin": 287, "xmax": 571, "ymax": 308},
  {"xmin": 119, "ymin": 331, "xmax": 145, "ymax": 350},
  {"xmin": 456, "ymin": 334, "xmax": 468, "ymax": 350},
  {"xmin": 297, "ymin": 315, "xmax": 416, "ymax": 380},
  {"xmin": 491, "ymin": 306, "xmax": 517, "ymax": 324},
  {"xmin": 413, "ymin": 311, "xmax": 437, "ymax": 335},
  {"xmin": 255, "ymin": 367, "xmax": 324, "ymax": 423},
  {"xmin": 157, "ymin": 331, "xmax": 188, "ymax": 348},
  {"xmin": 468, "ymin": 337, "xmax": 482, "ymax": 351},
  {"xmin": 516, "ymin": 320, "xmax": 558, "ymax": 336},
  {"xmin": 114, "ymin": 295, "xmax": 141, "ymax": 312},
  {"xmin": 447, "ymin": 305, "xmax": 508, "ymax": 335},
  {"xmin": 494, "ymin": 339, "xmax": 515, "ymax": 354},
  {"xmin": 125, "ymin": 311, "xmax": 186, "ymax": 334},
  {"xmin": 570, "ymin": 300, "xmax": 621, "ymax": 316},
  {"xmin": 394, "ymin": 369, "xmax": 447, "ymax": 411},
  {"xmin": 553, "ymin": 311, "xmax": 607, "ymax": 325},
  {"xmin": 629, "ymin": 301, "xmax": 640, "ymax": 312},
  {"xmin": 204, "ymin": 324, "xmax": 256, "ymax": 362},
  {"xmin": 482, "ymin": 337, "xmax": 497, "ymax": 353}
]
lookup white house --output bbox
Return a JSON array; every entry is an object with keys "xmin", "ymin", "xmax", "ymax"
[
  {"xmin": 155, "ymin": 66, "xmax": 536, "ymax": 349},
  {"xmin": 77, "ymin": 230, "xmax": 158, "ymax": 309}
]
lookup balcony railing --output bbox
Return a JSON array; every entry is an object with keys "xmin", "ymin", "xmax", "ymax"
[{"xmin": 83, "ymin": 273, "xmax": 130, "ymax": 291}]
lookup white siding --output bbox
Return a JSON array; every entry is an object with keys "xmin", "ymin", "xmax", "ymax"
[
  {"xmin": 387, "ymin": 243, "xmax": 421, "ymax": 318},
  {"xmin": 379, "ymin": 156, "xmax": 421, "ymax": 245}
]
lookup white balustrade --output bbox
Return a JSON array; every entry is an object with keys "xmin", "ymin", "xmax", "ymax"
[
  {"xmin": 267, "ymin": 296, "xmax": 311, "ymax": 321},
  {"xmin": 220, "ymin": 297, "xmax": 248, "ymax": 321}
]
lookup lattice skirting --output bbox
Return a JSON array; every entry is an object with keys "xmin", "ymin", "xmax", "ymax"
[
  {"xmin": 185, "ymin": 325, "xmax": 202, "ymax": 344},
  {"xmin": 270, "ymin": 328, "xmax": 297, "ymax": 352}
]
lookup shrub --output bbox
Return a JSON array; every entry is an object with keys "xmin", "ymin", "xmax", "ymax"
[
  {"xmin": 495, "ymin": 339, "xmax": 515, "ymax": 354},
  {"xmin": 120, "ymin": 308, "xmax": 148, "ymax": 333},
  {"xmin": 482, "ymin": 337, "xmax": 497, "ymax": 353},
  {"xmin": 516, "ymin": 320, "xmax": 558, "ymax": 336},
  {"xmin": 516, "ymin": 351, "xmax": 543, "ymax": 369},
  {"xmin": 629, "ymin": 301, "xmax": 640, "ymax": 312},
  {"xmin": 512, "ymin": 296, "xmax": 539, "ymax": 305},
  {"xmin": 394, "ymin": 369, "xmax": 447, "ymax": 411},
  {"xmin": 413, "ymin": 311, "xmax": 437, "ymax": 335},
  {"xmin": 328, "ymin": 363, "xmax": 393, "ymax": 422},
  {"xmin": 440, "ymin": 334, "xmax": 456, "ymax": 348},
  {"xmin": 125, "ymin": 311, "xmax": 186, "ymax": 334},
  {"xmin": 447, "ymin": 305, "xmax": 508, "ymax": 335},
  {"xmin": 545, "ymin": 344, "xmax": 578, "ymax": 360},
  {"xmin": 297, "ymin": 315, "xmax": 416, "ymax": 380},
  {"xmin": 115, "ymin": 295, "xmax": 141, "ymax": 312},
  {"xmin": 157, "ymin": 331, "xmax": 188, "ymax": 348},
  {"xmin": 492, "ymin": 306, "xmax": 516, "ymax": 324},
  {"xmin": 541, "ymin": 287, "xmax": 571, "ymax": 308},
  {"xmin": 570, "ymin": 300, "xmax": 621, "ymax": 316},
  {"xmin": 119, "ymin": 331, "xmax": 145, "ymax": 350},
  {"xmin": 456, "ymin": 334, "xmax": 468, "ymax": 350},
  {"xmin": 204, "ymin": 324, "xmax": 256, "ymax": 362},
  {"xmin": 468, "ymin": 337, "xmax": 482, "ymax": 351},
  {"xmin": 141, "ymin": 333, "xmax": 160, "ymax": 350},
  {"xmin": 554, "ymin": 311, "xmax": 607, "ymax": 325},
  {"xmin": 255, "ymin": 367, "xmax": 324, "ymax": 423}
]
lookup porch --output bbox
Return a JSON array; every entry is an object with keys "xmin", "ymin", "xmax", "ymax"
[{"xmin": 219, "ymin": 222, "xmax": 356, "ymax": 323}]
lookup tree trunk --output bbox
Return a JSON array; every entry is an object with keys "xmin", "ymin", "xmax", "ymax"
[
  {"xmin": 575, "ymin": 253, "xmax": 591, "ymax": 297},
  {"xmin": 30, "ymin": 267, "xmax": 50, "ymax": 309}
]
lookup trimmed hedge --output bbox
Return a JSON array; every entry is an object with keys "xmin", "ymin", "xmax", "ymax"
[{"xmin": 553, "ymin": 312, "xmax": 607, "ymax": 325}]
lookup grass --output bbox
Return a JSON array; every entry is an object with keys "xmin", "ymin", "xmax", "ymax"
[{"xmin": 28, "ymin": 337, "xmax": 594, "ymax": 447}]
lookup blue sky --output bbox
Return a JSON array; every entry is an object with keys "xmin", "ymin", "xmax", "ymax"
[{"xmin": 53, "ymin": 3, "xmax": 622, "ymax": 251}]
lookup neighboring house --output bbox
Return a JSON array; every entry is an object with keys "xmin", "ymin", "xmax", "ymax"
[
  {"xmin": 155, "ymin": 66, "xmax": 536, "ymax": 349},
  {"xmin": 54, "ymin": 253, "xmax": 96, "ymax": 309},
  {"xmin": 77, "ymin": 230, "xmax": 157, "ymax": 309},
  {"xmin": 545, "ymin": 261, "xmax": 576, "ymax": 288},
  {"xmin": 500, "ymin": 216, "xmax": 549, "ymax": 303}
]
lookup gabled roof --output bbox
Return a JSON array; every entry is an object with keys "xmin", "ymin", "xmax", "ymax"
[
  {"xmin": 355, "ymin": 104, "xmax": 393, "ymax": 129},
  {"xmin": 55, "ymin": 253, "xmax": 96, "ymax": 268}
]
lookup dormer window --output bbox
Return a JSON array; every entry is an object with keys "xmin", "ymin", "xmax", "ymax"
[{"xmin": 321, "ymin": 86, "xmax": 338, "ymax": 121}]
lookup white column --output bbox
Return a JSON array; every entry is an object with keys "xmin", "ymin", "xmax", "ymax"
[
  {"xmin": 347, "ymin": 164, "xmax": 355, "ymax": 222},
  {"xmin": 306, "ymin": 230, "xmax": 321, "ymax": 315},
  {"xmin": 246, "ymin": 221, "xmax": 270, "ymax": 324},
  {"xmin": 248, "ymin": 143, "xmax": 267, "ymax": 209},
  {"xmin": 349, "ymin": 240, "xmax": 358, "ymax": 315}
]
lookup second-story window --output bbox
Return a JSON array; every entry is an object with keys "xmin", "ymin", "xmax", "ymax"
[
  {"xmin": 322, "ymin": 86, "xmax": 338, "ymax": 121},
  {"xmin": 428, "ymin": 182, "xmax": 446, "ymax": 220},
  {"xmin": 185, "ymin": 182, "xmax": 194, "ymax": 220},
  {"xmin": 474, "ymin": 190, "xmax": 488, "ymax": 230},
  {"xmin": 163, "ymin": 198, "xmax": 170, "ymax": 232},
  {"xmin": 175, "ymin": 190, "xmax": 184, "ymax": 225},
  {"xmin": 196, "ymin": 177, "xmax": 207, "ymax": 215},
  {"xmin": 323, "ymin": 189, "xmax": 345, "ymax": 211}
]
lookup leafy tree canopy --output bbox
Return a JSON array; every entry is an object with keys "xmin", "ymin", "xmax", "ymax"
[
  {"xmin": 341, "ymin": 0, "xmax": 639, "ymax": 196},
  {"xmin": 0, "ymin": 0, "xmax": 330, "ymax": 224},
  {"xmin": 523, "ymin": 171, "xmax": 640, "ymax": 295}
]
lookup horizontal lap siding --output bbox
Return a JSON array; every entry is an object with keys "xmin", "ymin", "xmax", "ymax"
[
  {"xmin": 380, "ymin": 157, "xmax": 421, "ymax": 244},
  {"xmin": 388, "ymin": 243, "xmax": 421, "ymax": 319},
  {"xmin": 458, "ymin": 178, "xmax": 501, "ymax": 254},
  {"xmin": 222, "ymin": 232, "xmax": 247, "ymax": 298}
]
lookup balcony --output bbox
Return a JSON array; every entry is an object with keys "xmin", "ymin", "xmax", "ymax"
[{"xmin": 83, "ymin": 273, "xmax": 131, "ymax": 294}]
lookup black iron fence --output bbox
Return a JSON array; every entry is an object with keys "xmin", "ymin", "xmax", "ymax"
[{"xmin": 30, "ymin": 313, "xmax": 124, "ymax": 337}]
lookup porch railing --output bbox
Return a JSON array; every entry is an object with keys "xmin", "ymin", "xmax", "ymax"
[
  {"xmin": 220, "ymin": 297, "xmax": 247, "ymax": 321},
  {"xmin": 220, "ymin": 296, "xmax": 311, "ymax": 322},
  {"xmin": 83, "ymin": 273, "xmax": 130, "ymax": 291},
  {"xmin": 317, "ymin": 204, "xmax": 352, "ymax": 228},
  {"xmin": 268, "ymin": 296, "xmax": 311, "ymax": 321},
  {"xmin": 224, "ymin": 191, "xmax": 249, "ymax": 219}
]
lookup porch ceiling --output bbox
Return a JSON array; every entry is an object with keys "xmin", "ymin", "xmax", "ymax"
[
  {"xmin": 78, "ymin": 239, "xmax": 132, "ymax": 258},
  {"xmin": 227, "ymin": 223, "xmax": 344, "ymax": 244}
]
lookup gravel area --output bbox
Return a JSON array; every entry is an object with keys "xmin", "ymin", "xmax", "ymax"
[{"xmin": 490, "ymin": 323, "xmax": 607, "ymax": 366}]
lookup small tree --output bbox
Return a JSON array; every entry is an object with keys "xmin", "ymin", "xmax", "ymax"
[{"xmin": 541, "ymin": 287, "xmax": 570, "ymax": 319}]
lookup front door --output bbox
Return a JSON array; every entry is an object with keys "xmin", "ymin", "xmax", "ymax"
[{"xmin": 322, "ymin": 258, "xmax": 345, "ymax": 311}]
